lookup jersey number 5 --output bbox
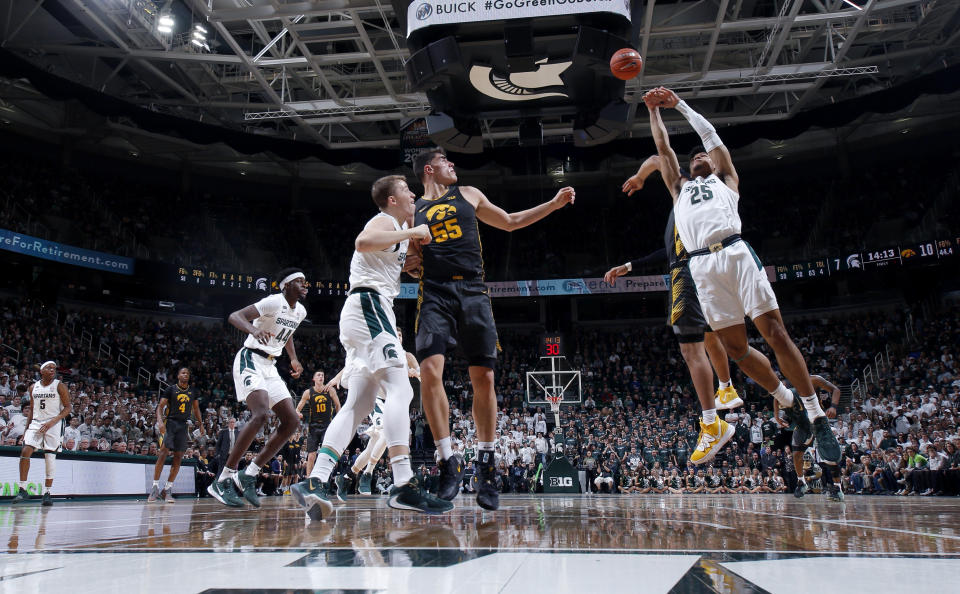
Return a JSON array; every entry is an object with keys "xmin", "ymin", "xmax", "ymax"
[
  {"xmin": 690, "ymin": 185, "xmax": 714, "ymax": 205},
  {"xmin": 39, "ymin": 400, "xmax": 46, "ymax": 410},
  {"xmin": 429, "ymin": 219, "xmax": 462, "ymax": 243}
]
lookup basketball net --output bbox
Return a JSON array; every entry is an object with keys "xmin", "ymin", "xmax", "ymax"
[{"xmin": 546, "ymin": 393, "xmax": 563, "ymax": 427}]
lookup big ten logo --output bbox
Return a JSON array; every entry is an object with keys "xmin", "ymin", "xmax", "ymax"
[
  {"xmin": 425, "ymin": 204, "xmax": 462, "ymax": 243},
  {"xmin": 549, "ymin": 476, "xmax": 573, "ymax": 487}
]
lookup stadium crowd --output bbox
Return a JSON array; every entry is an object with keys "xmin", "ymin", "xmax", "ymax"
[{"xmin": 1, "ymin": 293, "xmax": 958, "ymax": 498}]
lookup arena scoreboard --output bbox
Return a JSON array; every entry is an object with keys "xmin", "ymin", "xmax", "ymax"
[
  {"xmin": 540, "ymin": 333, "xmax": 565, "ymax": 357},
  {"xmin": 776, "ymin": 236, "xmax": 956, "ymax": 281},
  {"xmin": 175, "ymin": 267, "xmax": 350, "ymax": 296}
]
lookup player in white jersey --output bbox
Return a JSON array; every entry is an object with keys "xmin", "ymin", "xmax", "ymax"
[
  {"xmin": 208, "ymin": 268, "xmax": 307, "ymax": 508},
  {"xmin": 292, "ymin": 174, "xmax": 453, "ymax": 519},
  {"xmin": 643, "ymin": 86, "xmax": 841, "ymax": 466},
  {"xmin": 13, "ymin": 361, "xmax": 71, "ymax": 506}
]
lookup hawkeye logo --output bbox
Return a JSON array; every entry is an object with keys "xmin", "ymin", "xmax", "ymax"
[
  {"xmin": 382, "ymin": 343, "xmax": 399, "ymax": 360},
  {"xmin": 177, "ymin": 394, "xmax": 189, "ymax": 403},
  {"xmin": 426, "ymin": 204, "xmax": 457, "ymax": 222},
  {"xmin": 469, "ymin": 58, "xmax": 571, "ymax": 102}
]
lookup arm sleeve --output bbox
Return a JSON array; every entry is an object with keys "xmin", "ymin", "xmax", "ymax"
[
  {"xmin": 629, "ymin": 248, "xmax": 669, "ymax": 270},
  {"xmin": 675, "ymin": 100, "xmax": 723, "ymax": 152}
]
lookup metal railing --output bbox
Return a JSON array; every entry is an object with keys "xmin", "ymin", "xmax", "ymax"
[{"xmin": 0, "ymin": 343, "xmax": 19, "ymax": 365}]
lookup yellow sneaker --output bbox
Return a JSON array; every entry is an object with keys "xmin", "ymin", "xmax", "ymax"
[
  {"xmin": 690, "ymin": 418, "xmax": 735, "ymax": 465},
  {"xmin": 715, "ymin": 386, "xmax": 744, "ymax": 411}
]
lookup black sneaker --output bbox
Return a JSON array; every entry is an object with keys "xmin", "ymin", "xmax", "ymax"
[
  {"xmin": 11, "ymin": 488, "xmax": 29, "ymax": 504},
  {"xmin": 41, "ymin": 492, "xmax": 53, "ymax": 507},
  {"xmin": 234, "ymin": 473, "xmax": 261, "ymax": 508},
  {"xmin": 291, "ymin": 477, "xmax": 333, "ymax": 522},
  {"xmin": 388, "ymin": 477, "xmax": 454, "ymax": 514},
  {"xmin": 207, "ymin": 477, "xmax": 245, "ymax": 507},
  {"xmin": 437, "ymin": 453, "xmax": 465, "ymax": 501},
  {"xmin": 783, "ymin": 391, "xmax": 810, "ymax": 430},
  {"xmin": 812, "ymin": 417, "xmax": 841, "ymax": 463},
  {"xmin": 827, "ymin": 484, "xmax": 845, "ymax": 502},
  {"xmin": 794, "ymin": 481, "xmax": 808, "ymax": 498},
  {"xmin": 476, "ymin": 462, "xmax": 500, "ymax": 511}
]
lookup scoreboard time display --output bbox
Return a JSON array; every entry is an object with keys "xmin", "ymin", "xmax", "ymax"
[{"xmin": 540, "ymin": 333, "xmax": 564, "ymax": 357}]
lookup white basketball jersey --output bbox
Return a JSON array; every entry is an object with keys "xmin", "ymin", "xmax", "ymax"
[
  {"xmin": 673, "ymin": 174, "xmax": 742, "ymax": 251},
  {"xmin": 31, "ymin": 378, "xmax": 62, "ymax": 423},
  {"xmin": 243, "ymin": 293, "xmax": 307, "ymax": 357},
  {"xmin": 348, "ymin": 213, "xmax": 409, "ymax": 300}
]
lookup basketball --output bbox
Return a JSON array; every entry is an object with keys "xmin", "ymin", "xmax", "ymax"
[{"xmin": 610, "ymin": 48, "xmax": 643, "ymax": 80}]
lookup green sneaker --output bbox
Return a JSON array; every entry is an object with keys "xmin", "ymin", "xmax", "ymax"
[
  {"xmin": 291, "ymin": 477, "xmax": 334, "ymax": 522},
  {"xmin": 11, "ymin": 487, "xmax": 29, "ymax": 504},
  {"xmin": 234, "ymin": 472, "xmax": 261, "ymax": 508},
  {"xmin": 388, "ymin": 477, "xmax": 454, "ymax": 514},
  {"xmin": 357, "ymin": 472, "xmax": 373, "ymax": 495},
  {"xmin": 783, "ymin": 390, "xmax": 811, "ymax": 431},
  {"xmin": 334, "ymin": 473, "xmax": 352, "ymax": 502},
  {"xmin": 813, "ymin": 417, "xmax": 841, "ymax": 463},
  {"xmin": 207, "ymin": 477, "xmax": 245, "ymax": 507}
]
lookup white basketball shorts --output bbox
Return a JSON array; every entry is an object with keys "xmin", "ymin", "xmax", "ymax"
[
  {"xmin": 687, "ymin": 240, "xmax": 779, "ymax": 330},
  {"xmin": 232, "ymin": 347, "xmax": 292, "ymax": 408},
  {"xmin": 24, "ymin": 419, "xmax": 63, "ymax": 451},
  {"xmin": 339, "ymin": 291, "xmax": 407, "ymax": 387}
]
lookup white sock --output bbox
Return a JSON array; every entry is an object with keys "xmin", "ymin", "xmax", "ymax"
[
  {"xmin": 43, "ymin": 486, "xmax": 51, "ymax": 495},
  {"xmin": 702, "ymin": 409, "xmax": 717, "ymax": 425},
  {"xmin": 800, "ymin": 394, "xmax": 825, "ymax": 421},
  {"xmin": 18, "ymin": 481, "xmax": 27, "ymax": 491},
  {"xmin": 310, "ymin": 450, "xmax": 339, "ymax": 482},
  {"xmin": 391, "ymin": 454, "xmax": 413, "ymax": 487},
  {"xmin": 770, "ymin": 383, "xmax": 794, "ymax": 407},
  {"xmin": 218, "ymin": 467, "xmax": 237, "ymax": 483},
  {"xmin": 245, "ymin": 462, "xmax": 261, "ymax": 477},
  {"xmin": 436, "ymin": 436, "xmax": 453, "ymax": 460},
  {"xmin": 166, "ymin": 482, "xmax": 174, "ymax": 491},
  {"xmin": 153, "ymin": 480, "xmax": 160, "ymax": 488},
  {"xmin": 479, "ymin": 441, "xmax": 495, "ymax": 451},
  {"xmin": 718, "ymin": 380, "xmax": 731, "ymax": 389}
]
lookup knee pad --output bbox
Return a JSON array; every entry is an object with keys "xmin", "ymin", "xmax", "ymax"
[{"xmin": 45, "ymin": 453, "xmax": 56, "ymax": 481}]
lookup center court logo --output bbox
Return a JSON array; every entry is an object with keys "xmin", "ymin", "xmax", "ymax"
[{"xmin": 416, "ymin": 3, "xmax": 433, "ymax": 19}]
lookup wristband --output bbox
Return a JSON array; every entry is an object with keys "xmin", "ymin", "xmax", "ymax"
[{"xmin": 624, "ymin": 262, "xmax": 633, "ymax": 272}]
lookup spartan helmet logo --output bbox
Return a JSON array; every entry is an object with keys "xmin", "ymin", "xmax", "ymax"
[
  {"xmin": 426, "ymin": 203, "xmax": 457, "ymax": 222},
  {"xmin": 382, "ymin": 343, "xmax": 399, "ymax": 360},
  {"xmin": 255, "ymin": 277, "xmax": 268, "ymax": 291},
  {"xmin": 469, "ymin": 58, "xmax": 571, "ymax": 102}
]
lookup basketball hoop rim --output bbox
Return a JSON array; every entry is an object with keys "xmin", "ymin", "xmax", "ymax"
[{"xmin": 546, "ymin": 394, "xmax": 563, "ymax": 413}]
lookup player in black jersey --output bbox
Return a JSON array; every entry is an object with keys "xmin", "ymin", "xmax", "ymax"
[
  {"xmin": 280, "ymin": 430, "xmax": 304, "ymax": 493},
  {"xmin": 149, "ymin": 367, "xmax": 204, "ymax": 503},
  {"xmin": 604, "ymin": 154, "xmax": 741, "ymax": 467},
  {"xmin": 295, "ymin": 371, "xmax": 341, "ymax": 476},
  {"xmin": 411, "ymin": 148, "xmax": 575, "ymax": 510}
]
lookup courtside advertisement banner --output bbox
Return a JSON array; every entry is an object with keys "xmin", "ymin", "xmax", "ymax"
[
  {"xmin": 407, "ymin": 0, "xmax": 632, "ymax": 36},
  {"xmin": 0, "ymin": 228, "xmax": 135, "ymax": 275},
  {"xmin": 0, "ymin": 455, "xmax": 194, "ymax": 497}
]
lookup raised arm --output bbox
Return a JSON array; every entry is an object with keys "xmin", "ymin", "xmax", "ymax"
[
  {"xmin": 467, "ymin": 185, "xmax": 575, "ymax": 232},
  {"xmin": 652, "ymin": 87, "xmax": 739, "ymax": 191},
  {"xmin": 645, "ymin": 99, "xmax": 682, "ymax": 200},
  {"xmin": 811, "ymin": 374, "xmax": 841, "ymax": 418},
  {"xmin": 621, "ymin": 154, "xmax": 663, "ymax": 196}
]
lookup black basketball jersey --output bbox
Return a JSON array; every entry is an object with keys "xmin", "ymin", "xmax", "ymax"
[
  {"xmin": 164, "ymin": 384, "xmax": 194, "ymax": 422},
  {"xmin": 305, "ymin": 389, "xmax": 334, "ymax": 428},
  {"xmin": 414, "ymin": 185, "xmax": 484, "ymax": 281},
  {"xmin": 664, "ymin": 210, "xmax": 689, "ymax": 268}
]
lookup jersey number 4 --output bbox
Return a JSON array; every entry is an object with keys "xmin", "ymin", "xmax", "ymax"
[
  {"xmin": 689, "ymin": 185, "xmax": 714, "ymax": 205},
  {"xmin": 429, "ymin": 219, "xmax": 462, "ymax": 243}
]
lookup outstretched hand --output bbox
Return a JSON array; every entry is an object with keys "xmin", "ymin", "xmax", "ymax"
[
  {"xmin": 552, "ymin": 186, "xmax": 576, "ymax": 208},
  {"xmin": 621, "ymin": 174, "xmax": 644, "ymax": 196},
  {"xmin": 642, "ymin": 87, "xmax": 680, "ymax": 109}
]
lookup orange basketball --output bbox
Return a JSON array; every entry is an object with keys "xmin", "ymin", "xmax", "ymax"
[{"xmin": 609, "ymin": 48, "xmax": 643, "ymax": 81}]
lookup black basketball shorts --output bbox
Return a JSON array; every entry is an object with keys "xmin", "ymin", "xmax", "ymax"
[
  {"xmin": 163, "ymin": 419, "xmax": 188, "ymax": 452},
  {"xmin": 668, "ymin": 264, "xmax": 709, "ymax": 343},
  {"xmin": 306, "ymin": 426, "xmax": 328, "ymax": 453},
  {"xmin": 415, "ymin": 279, "xmax": 500, "ymax": 369}
]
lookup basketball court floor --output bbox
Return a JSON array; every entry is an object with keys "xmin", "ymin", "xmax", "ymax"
[{"xmin": 2, "ymin": 494, "xmax": 959, "ymax": 593}]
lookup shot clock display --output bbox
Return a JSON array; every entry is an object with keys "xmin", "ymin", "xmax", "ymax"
[{"xmin": 541, "ymin": 334, "xmax": 564, "ymax": 357}]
